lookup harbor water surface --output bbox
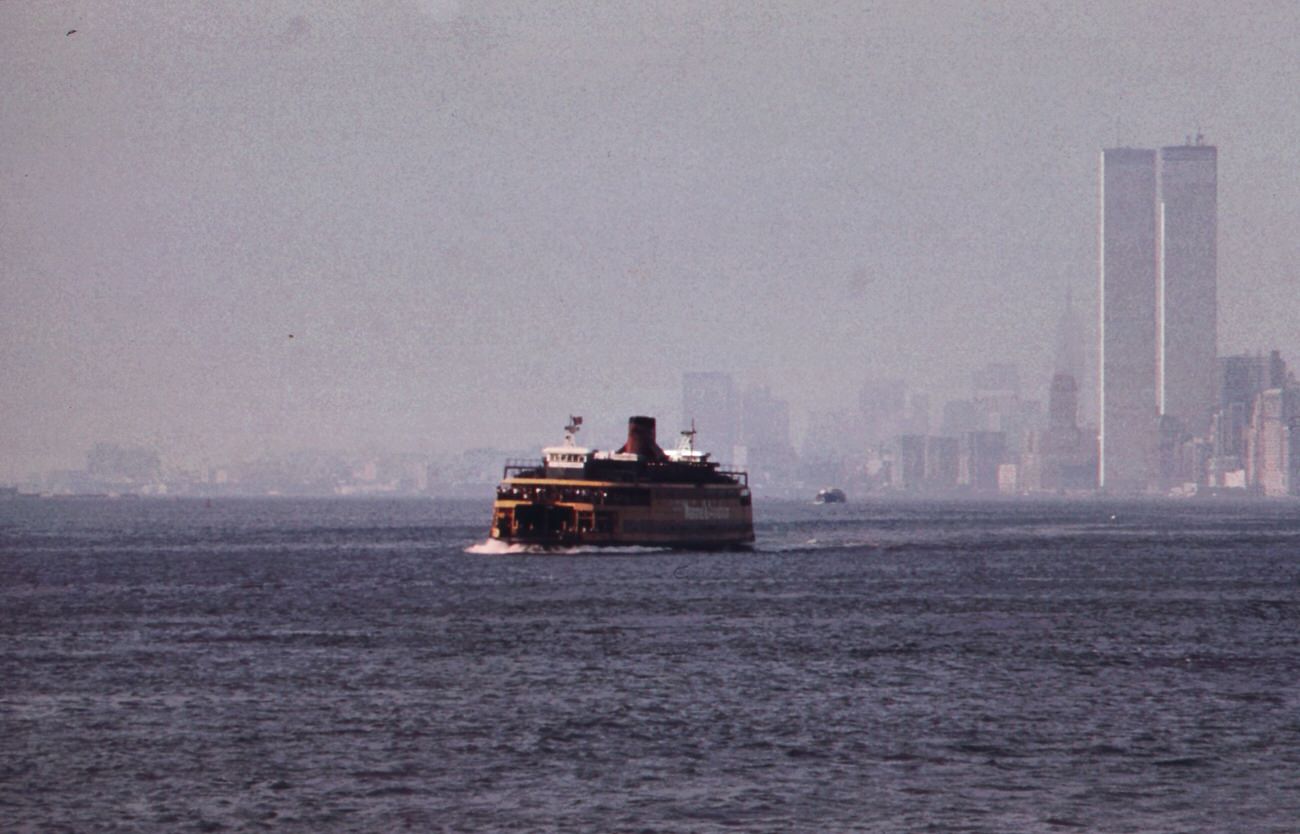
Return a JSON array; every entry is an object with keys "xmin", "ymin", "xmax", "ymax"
[{"xmin": 3, "ymin": 498, "xmax": 1299, "ymax": 832}]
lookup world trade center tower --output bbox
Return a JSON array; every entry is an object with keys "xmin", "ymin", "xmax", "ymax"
[
  {"xmin": 1157, "ymin": 143, "xmax": 1217, "ymax": 438},
  {"xmin": 1099, "ymin": 148, "xmax": 1158, "ymax": 493}
]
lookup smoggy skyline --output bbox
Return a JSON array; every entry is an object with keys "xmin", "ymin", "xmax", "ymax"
[{"xmin": 3, "ymin": 1, "xmax": 1298, "ymax": 480}]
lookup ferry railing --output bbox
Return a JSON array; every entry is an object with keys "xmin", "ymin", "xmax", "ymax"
[
  {"xmin": 717, "ymin": 468, "xmax": 749, "ymax": 487},
  {"xmin": 502, "ymin": 456, "xmax": 749, "ymax": 487},
  {"xmin": 502, "ymin": 458, "xmax": 544, "ymax": 478},
  {"xmin": 644, "ymin": 461, "xmax": 750, "ymax": 487}
]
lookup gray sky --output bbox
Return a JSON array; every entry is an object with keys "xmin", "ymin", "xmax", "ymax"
[{"xmin": 3, "ymin": 1, "xmax": 1297, "ymax": 478}]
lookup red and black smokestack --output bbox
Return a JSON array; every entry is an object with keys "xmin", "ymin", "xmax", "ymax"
[{"xmin": 619, "ymin": 415, "xmax": 666, "ymax": 462}]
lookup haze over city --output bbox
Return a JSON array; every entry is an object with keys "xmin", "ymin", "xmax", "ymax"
[
  {"xmin": 3, "ymin": 1, "xmax": 1298, "ymax": 483},
  {"xmin": 7, "ymin": 8, "xmax": 1300, "ymax": 828}
]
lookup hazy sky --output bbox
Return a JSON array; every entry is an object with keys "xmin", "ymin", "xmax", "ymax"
[{"xmin": 3, "ymin": 1, "xmax": 1297, "ymax": 478}]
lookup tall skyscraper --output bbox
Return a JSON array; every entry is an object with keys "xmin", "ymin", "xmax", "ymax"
[
  {"xmin": 1099, "ymin": 148, "xmax": 1158, "ymax": 492},
  {"xmin": 1158, "ymin": 142, "xmax": 1217, "ymax": 436},
  {"xmin": 1098, "ymin": 139, "xmax": 1219, "ymax": 492}
]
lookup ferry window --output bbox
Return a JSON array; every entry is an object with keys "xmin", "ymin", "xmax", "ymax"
[{"xmin": 602, "ymin": 487, "xmax": 650, "ymax": 506}]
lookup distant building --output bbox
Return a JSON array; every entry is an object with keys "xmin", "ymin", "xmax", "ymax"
[
  {"xmin": 895, "ymin": 435, "xmax": 927, "ymax": 490},
  {"xmin": 1209, "ymin": 351, "xmax": 1288, "ymax": 488},
  {"xmin": 1154, "ymin": 414, "xmax": 1193, "ymax": 491},
  {"xmin": 971, "ymin": 363, "xmax": 1038, "ymax": 454},
  {"xmin": 86, "ymin": 443, "xmax": 162, "ymax": 484},
  {"xmin": 1100, "ymin": 147, "xmax": 1159, "ymax": 493},
  {"xmin": 941, "ymin": 399, "xmax": 980, "ymax": 437},
  {"xmin": 1054, "ymin": 289, "xmax": 1087, "ymax": 400},
  {"xmin": 1246, "ymin": 387, "xmax": 1300, "ymax": 496},
  {"xmin": 1047, "ymin": 372, "xmax": 1080, "ymax": 438},
  {"xmin": 740, "ymin": 385, "xmax": 791, "ymax": 452},
  {"xmin": 904, "ymin": 391, "xmax": 932, "ymax": 436},
  {"xmin": 1289, "ymin": 418, "xmax": 1300, "ymax": 497},
  {"xmin": 965, "ymin": 431, "xmax": 1007, "ymax": 493},
  {"xmin": 1158, "ymin": 142, "xmax": 1218, "ymax": 438},
  {"xmin": 891, "ymin": 434, "xmax": 960, "ymax": 493},
  {"xmin": 739, "ymin": 385, "xmax": 796, "ymax": 486},
  {"xmin": 997, "ymin": 463, "xmax": 1020, "ymax": 494},
  {"xmin": 682, "ymin": 372, "xmax": 738, "ymax": 462},
  {"xmin": 925, "ymin": 436, "xmax": 960, "ymax": 489},
  {"xmin": 1037, "ymin": 372, "xmax": 1097, "ymax": 491},
  {"xmin": 973, "ymin": 363, "xmax": 1021, "ymax": 400},
  {"xmin": 800, "ymin": 409, "xmax": 862, "ymax": 487},
  {"xmin": 859, "ymin": 378, "xmax": 907, "ymax": 445}
]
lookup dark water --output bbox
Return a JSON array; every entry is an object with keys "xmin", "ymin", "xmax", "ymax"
[{"xmin": 3, "ymin": 498, "xmax": 1300, "ymax": 832}]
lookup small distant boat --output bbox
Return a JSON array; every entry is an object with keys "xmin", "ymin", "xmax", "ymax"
[{"xmin": 814, "ymin": 488, "xmax": 846, "ymax": 504}]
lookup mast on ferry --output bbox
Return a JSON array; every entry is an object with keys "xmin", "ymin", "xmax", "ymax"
[
  {"xmin": 564, "ymin": 415, "xmax": 582, "ymax": 446},
  {"xmin": 678, "ymin": 420, "xmax": 697, "ymax": 453}
]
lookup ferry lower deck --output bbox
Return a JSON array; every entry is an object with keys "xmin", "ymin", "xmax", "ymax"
[{"xmin": 491, "ymin": 477, "xmax": 754, "ymax": 549}]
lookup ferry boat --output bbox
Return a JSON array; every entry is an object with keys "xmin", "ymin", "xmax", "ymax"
[{"xmin": 489, "ymin": 416, "xmax": 754, "ymax": 549}]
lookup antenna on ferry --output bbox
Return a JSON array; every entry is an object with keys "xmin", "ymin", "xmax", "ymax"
[
  {"xmin": 679, "ymin": 419, "xmax": 697, "ymax": 452},
  {"xmin": 564, "ymin": 415, "xmax": 582, "ymax": 445}
]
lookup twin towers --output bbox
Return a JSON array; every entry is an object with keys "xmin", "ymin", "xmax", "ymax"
[{"xmin": 1100, "ymin": 140, "xmax": 1217, "ymax": 492}]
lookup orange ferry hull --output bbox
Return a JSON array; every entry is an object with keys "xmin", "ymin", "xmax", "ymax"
[
  {"xmin": 487, "ymin": 415, "xmax": 755, "ymax": 550},
  {"xmin": 491, "ymin": 478, "xmax": 754, "ymax": 549}
]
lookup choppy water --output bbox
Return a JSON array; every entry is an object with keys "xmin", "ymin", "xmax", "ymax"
[{"xmin": 3, "ymin": 497, "xmax": 1300, "ymax": 832}]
